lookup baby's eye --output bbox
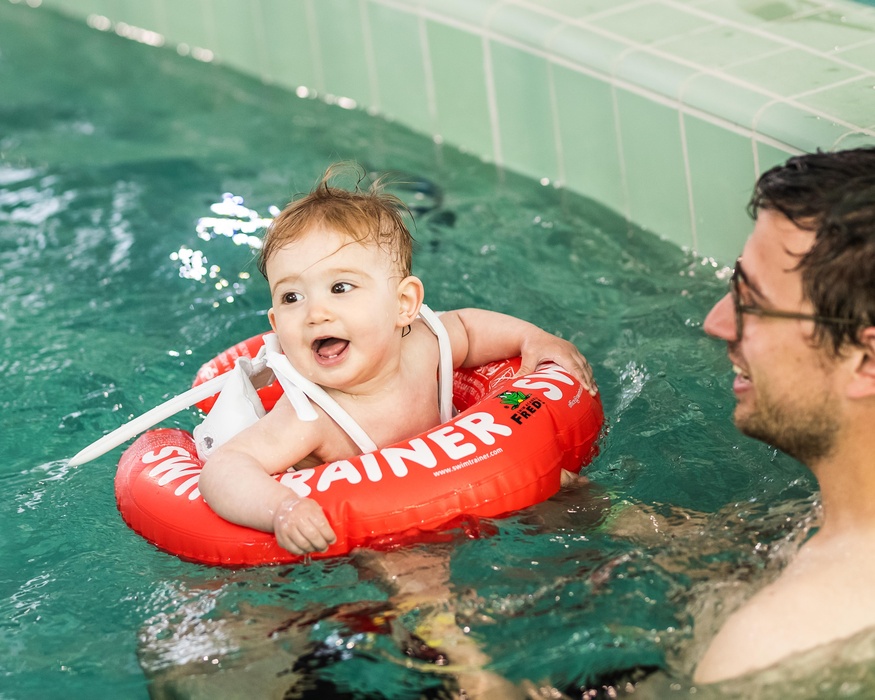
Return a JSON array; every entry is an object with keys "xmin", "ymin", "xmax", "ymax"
[
  {"xmin": 331, "ymin": 282, "xmax": 353, "ymax": 294},
  {"xmin": 281, "ymin": 291, "xmax": 301, "ymax": 304}
]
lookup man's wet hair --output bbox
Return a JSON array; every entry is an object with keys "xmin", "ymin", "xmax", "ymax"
[{"xmin": 750, "ymin": 147, "xmax": 875, "ymax": 354}]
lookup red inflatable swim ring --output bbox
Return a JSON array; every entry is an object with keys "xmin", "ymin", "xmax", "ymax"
[{"xmin": 115, "ymin": 333, "xmax": 604, "ymax": 566}]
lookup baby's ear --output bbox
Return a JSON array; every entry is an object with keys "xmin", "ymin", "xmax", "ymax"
[
  {"xmin": 396, "ymin": 275, "xmax": 424, "ymax": 327},
  {"xmin": 267, "ymin": 307, "xmax": 277, "ymax": 333}
]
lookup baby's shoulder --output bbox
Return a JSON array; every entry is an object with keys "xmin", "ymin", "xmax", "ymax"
[
  {"xmin": 269, "ymin": 396, "xmax": 362, "ymax": 463},
  {"xmin": 406, "ymin": 317, "xmax": 442, "ymax": 356}
]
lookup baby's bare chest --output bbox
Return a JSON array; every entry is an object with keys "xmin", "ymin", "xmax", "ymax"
[{"xmin": 312, "ymin": 380, "xmax": 442, "ymax": 465}]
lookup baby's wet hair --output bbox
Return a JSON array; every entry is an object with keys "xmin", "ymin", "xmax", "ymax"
[{"xmin": 259, "ymin": 162, "xmax": 415, "ymax": 279}]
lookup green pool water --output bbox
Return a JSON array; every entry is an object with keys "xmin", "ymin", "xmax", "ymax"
[{"xmin": 0, "ymin": 4, "xmax": 843, "ymax": 699}]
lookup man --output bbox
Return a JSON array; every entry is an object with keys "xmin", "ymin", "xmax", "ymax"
[{"xmin": 695, "ymin": 147, "xmax": 875, "ymax": 683}]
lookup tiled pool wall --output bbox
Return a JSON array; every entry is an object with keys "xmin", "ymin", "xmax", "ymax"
[{"xmin": 26, "ymin": 0, "xmax": 875, "ymax": 262}]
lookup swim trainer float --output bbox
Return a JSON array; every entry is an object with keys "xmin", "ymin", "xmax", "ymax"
[{"xmin": 115, "ymin": 333, "xmax": 604, "ymax": 566}]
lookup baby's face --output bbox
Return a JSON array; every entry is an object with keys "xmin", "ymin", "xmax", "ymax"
[{"xmin": 266, "ymin": 225, "xmax": 406, "ymax": 391}]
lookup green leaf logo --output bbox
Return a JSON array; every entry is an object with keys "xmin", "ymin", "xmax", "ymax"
[{"xmin": 498, "ymin": 390, "xmax": 528, "ymax": 409}]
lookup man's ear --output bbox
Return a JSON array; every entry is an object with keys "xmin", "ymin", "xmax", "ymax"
[
  {"xmin": 848, "ymin": 327, "xmax": 875, "ymax": 399},
  {"xmin": 396, "ymin": 275, "xmax": 424, "ymax": 327}
]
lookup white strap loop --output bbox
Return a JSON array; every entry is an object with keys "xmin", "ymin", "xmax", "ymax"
[
  {"xmin": 418, "ymin": 304, "xmax": 454, "ymax": 424},
  {"xmin": 266, "ymin": 349, "xmax": 377, "ymax": 454}
]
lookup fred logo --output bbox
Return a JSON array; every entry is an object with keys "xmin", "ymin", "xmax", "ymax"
[
  {"xmin": 498, "ymin": 390, "xmax": 529, "ymax": 409},
  {"xmin": 498, "ymin": 390, "xmax": 545, "ymax": 425}
]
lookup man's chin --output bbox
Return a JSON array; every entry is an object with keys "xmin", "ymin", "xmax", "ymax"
[{"xmin": 733, "ymin": 408, "xmax": 774, "ymax": 447}]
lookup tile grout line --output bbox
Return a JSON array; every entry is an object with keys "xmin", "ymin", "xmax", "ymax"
[
  {"xmin": 482, "ymin": 34, "xmax": 503, "ymax": 168},
  {"xmin": 678, "ymin": 111, "xmax": 699, "ymax": 252},
  {"xmin": 416, "ymin": 10, "xmax": 440, "ymax": 139},
  {"xmin": 545, "ymin": 60, "xmax": 566, "ymax": 188},
  {"xmin": 304, "ymin": 0, "xmax": 325, "ymax": 94},
  {"xmin": 250, "ymin": 0, "xmax": 272, "ymax": 85},
  {"xmin": 360, "ymin": 0, "xmax": 381, "ymax": 114},
  {"xmin": 609, "ymin": 79, "xmax": 632, "ymax": 224}
]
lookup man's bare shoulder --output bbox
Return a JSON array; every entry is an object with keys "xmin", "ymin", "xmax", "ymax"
[{"xmin": 696, "ymin": 532, "xmax": 875, "ymax": 683}]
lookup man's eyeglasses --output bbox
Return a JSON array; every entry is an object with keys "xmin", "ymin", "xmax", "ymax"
[{"xmin": 729, "ymin": 258, "xmax": 856, "ymax": 340}]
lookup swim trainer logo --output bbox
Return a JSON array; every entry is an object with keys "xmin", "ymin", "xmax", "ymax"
[{"xmin": 140, "ymin": 364, "xmax": 578, "ymax": 500}]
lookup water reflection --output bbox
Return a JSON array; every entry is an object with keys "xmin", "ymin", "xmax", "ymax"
[{"xmin": 171, "ymin": 193, "xmax": 274, "ymax": 305}]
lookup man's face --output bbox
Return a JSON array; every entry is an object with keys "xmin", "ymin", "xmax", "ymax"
[{"xmin": 703, "ymin": 210, "xmax": 842, "ymax": 465}]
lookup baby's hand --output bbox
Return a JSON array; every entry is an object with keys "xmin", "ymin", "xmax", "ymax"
[
  {"xmin": 518, "ymin": 332, "xmax": 597, "ymax": 396},
  {"xmin": 273, "ymin": 495, "xmax": 337, "ymax": 555}
]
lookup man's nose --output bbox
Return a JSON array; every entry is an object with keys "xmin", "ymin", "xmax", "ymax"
[{"xmin": 703, "ymin": 293, "xmax": 737, "ymax": 341}]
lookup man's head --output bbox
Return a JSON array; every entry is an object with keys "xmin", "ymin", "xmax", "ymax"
[
  {"xmin": 704, "ymin": 148, "xmax": 875, "ymax": 466},
  {"xmin": 749, "ymin": 147, "xmax": 875, "ymax": 356},
  {"xmin": 258, "ymin": 162, "xmax": 415, "ymax": 281}
]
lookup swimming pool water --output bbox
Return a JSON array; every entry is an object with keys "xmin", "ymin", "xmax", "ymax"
[{"xmin": 0, "ymin": 4, "xmax": 845, "ymax": 698}]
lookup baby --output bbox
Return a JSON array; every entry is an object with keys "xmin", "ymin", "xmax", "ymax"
[{"xmin": 198, "ymin": 164, "xmax": 596, "ymax": 555}]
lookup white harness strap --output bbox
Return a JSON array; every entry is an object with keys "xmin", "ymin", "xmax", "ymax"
[
  {"xmin": 193, "ymin": 304, "xmax": 453, "ymax": 461},
  {"xmin": 268, "ymin": 303, "xmax": 453, "ymax": 448},
  {"xmin": 266, "ymin": 348, "xmax": 377, "ymax": 454},
  {"xmin": 417, "ymin": 304, "xmax": 454, "ymax": 424}
]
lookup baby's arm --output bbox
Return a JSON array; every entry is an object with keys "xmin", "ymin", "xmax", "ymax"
[
  {"xmin": 440, "ymin": 308, "xmax": 597, "ymax": 395},
  {"xmin": 198, "ymin": 400, "xmax": 337, "ymax": 554}
]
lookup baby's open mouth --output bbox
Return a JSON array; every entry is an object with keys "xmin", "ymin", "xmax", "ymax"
[{"xmin": 313, "ymin": 337, "xmax": 349, "ymax": 360}]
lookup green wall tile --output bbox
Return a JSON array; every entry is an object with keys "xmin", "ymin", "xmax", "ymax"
[
  {"xmin": 755, "ymin": 102, "xmax": 856, "ymax": 152},
  {"xmin": 658, "ymin": 24, "xmax": 783, "ymax": 68},
  {"xmin": 211, "ymin": 0, "xmax": 263, "ymax": 78},
  {"xmin": 549, "ymin": 24, "xmax": 628, "ymax": 78},
  {"xmin": 838, "ymin": 42, "xmax": 875, "ymax": 72},
  {"xmin": 41, "ymin": 0, "xmax": 93, "ymax": 20},
  {"xmin": 797, "ymin": 77, "xmax": 875, "ymax": 131},
  {"xmin": 312, "ymin": 0, "xmax": 371, "ymax": 103},
  {"xmin": 551, "ymin": 64, "xmax": 624, "ymax": 214},
  {"xmin": 694, "ymin": 0, "xmax": 795, "ymax": 24},
  {"xmin": 35, "ymin": 0, "xmax": 875, "ymax": 266},
  {"xmin": 681, "ymin": 74, "xmax": 772, "ymax": 132},
  {"xmin": 48, "ymin": 0, "xmax": 156, "ymax": 28},
  {"xmin": 418, "ymin": 0, "xmax": 503, "ymax": 28},
  {"xmin": 154, "ymin": 0, "xmax": 212, "ymax": 51},
  {"xmin": 590, "ymin": 3, "xmax": 713, "ymax": 45},
  {"xmin": 834, "ymin": 131, "xmax": 875, "ymax": 150},
  {"xmin": 367, "ymin": 3, "xmax": 431, "ymax": 132},
  {"xmin": 613, "ymin": 49, "xmax": 698, "ymax": 101},
  {"xmin": 616, "ymin": 89, "xmax": 693, "ymax": 247},
  {"xmin": 764, "ymin": 8, "xmax": 875, "ymax": 52},
  {"xmin": 257, "ymin": 0, "xmax": 317, "ymax": 90},
  {"xmin": 34, "ymin": 0, "xmax": 76, "ymax": 15},
  {"xmin": 684, "ymin": 115, "xmax": 757, "ymax": 262},
  {"xmin": 55, "ymin": 0, "xmax": 110, "ymax": 20},
  {"xmin": 110, "ymin": 0, "xmax": 161, "ymax": 32},
  {"xmin": 426, "ymin": 20, "xmax": 493, "ymax": 160},
  {"xmin": 725, "ymin": 47, "xmax": 862, "ymax": 98},
  {"xmin": 516, "ymin": 0, "xmax": 635, "ymax": 19},
  {"xmin": 755, "ymin": 141, "xmax": 799, "ymax": 178},
  {"xmin": 487, "ymin": 5, "xmax": 564, "ymax": 52},
  {"xmin": 490, "ymin": 42, "xmax": 558, "ymax": 181},
  {"xmin": 152, "ymin": 0, "xmax": 170, "ymax": 35}
]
